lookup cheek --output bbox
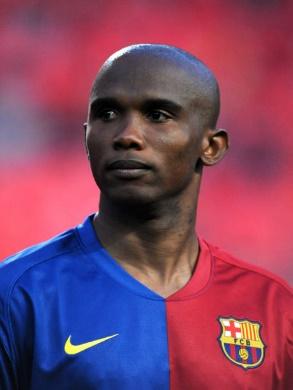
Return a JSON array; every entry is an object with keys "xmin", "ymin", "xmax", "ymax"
[
  {"xmin": 86, "ymin": 129, "xmax": 103, "ymax": 153},
  {"xmin": 157, "ymin": 131, "xmax": 200, "ymax": 172},
  {"xmin": 86, "ymin": 127, "xmax": 112, "ymax": 165},
  {"xmin": 86, "ymin": 131, "xmax": 107, "ymax": 180}
]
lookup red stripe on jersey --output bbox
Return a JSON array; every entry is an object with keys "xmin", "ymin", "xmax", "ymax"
[
  {"xmin": 229, "ymin": 343, "xmax": 237, "ymax": 361},
  {"xmin": 247, "ymin": 323, "xmax": 251, "ymax": 340},
  {"xmin": 240, "ymin": 323, "xmax": 245, "ymax": 338},
  {"xmin": 251, "ymin": 325, "xmax": 256, "ymax": 340},
  {"xmin": 243, "ymin": 323, "xmax": 247, "ymax": 339},
  {"xmin": 166, "ymin": 239, "xmax": 215, "ymax": 389},
  {"xmin": 251, "ymin": 347, "xmax": 257, "ymax": 363}
]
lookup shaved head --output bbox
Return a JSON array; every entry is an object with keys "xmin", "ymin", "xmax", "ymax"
[
  {"xmin": 91, "ymin": 44, "xmax": 220, "ymax": 130},
  {"xmin": 86, "ymin": 43, "xmax": 229, "ymax": 208}
]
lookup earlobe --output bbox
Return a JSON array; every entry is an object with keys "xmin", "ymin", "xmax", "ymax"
[
  {"xmin": 83, "ymin": 122, "xmax": 90, "ymax": 160},
  {"xmin": 200, "ymin": 128, "xmax": 229, "ymax": 166}
]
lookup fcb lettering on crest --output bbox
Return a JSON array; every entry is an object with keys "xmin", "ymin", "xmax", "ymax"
[{"xmin": 217, "ymin": 317, "xmax": 265, "ymax": 369}]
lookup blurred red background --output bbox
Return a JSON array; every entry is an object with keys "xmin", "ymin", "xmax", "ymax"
[{"xmin": 1, "ymin": 0, "xmax": 292, "ymax": 283}]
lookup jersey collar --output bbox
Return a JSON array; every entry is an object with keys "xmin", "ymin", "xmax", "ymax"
[{"xmin": 77, "ymin": 215, "xmax": 213, "ymax": 301}]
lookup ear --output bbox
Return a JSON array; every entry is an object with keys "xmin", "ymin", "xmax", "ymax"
[
  {"xmin": 83, "ymin": 122, "xmax": 90, "ymax": 159},
  {"xmin": 200, "ymin": 128, "xmax": 229, "ymax": 166}
]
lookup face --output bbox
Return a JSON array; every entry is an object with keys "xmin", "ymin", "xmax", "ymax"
[{"xmin": 86, "ymin": 55, "xmax": 207, "ymax": 206}]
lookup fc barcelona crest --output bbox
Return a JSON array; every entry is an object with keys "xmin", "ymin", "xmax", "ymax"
[{"xmin": 218, "ymin": 317, "xmax": 265, "ymax": 369}]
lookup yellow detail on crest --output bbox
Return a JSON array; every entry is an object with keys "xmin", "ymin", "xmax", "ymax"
[{"xmin": 239, "ymin": 348, "xmax": 249, "ymax": 361}]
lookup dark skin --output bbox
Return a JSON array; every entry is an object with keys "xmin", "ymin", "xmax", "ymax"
[{"xmin": 85, "ymin": 45, "xmax": 228, "ymax": 297}]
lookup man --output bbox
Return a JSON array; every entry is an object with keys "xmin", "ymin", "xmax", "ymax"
[{"xmin": 0, "ymin": 44, "xmax": 292, "ymax": 389}]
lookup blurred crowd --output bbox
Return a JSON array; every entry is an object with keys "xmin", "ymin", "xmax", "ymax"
[{"xmin": 1, "ymin": 0, "xmax": 292, "ymax": 282}]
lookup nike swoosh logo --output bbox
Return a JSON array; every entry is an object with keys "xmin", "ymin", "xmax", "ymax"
[{"xmin": 64, "ymin": 333, "xmax": 119, "ymax": 355}]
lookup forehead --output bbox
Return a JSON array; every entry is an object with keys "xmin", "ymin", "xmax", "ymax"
[{"xmin": 90, "ymin": 54, "xmax": 200, "ymax": 106}]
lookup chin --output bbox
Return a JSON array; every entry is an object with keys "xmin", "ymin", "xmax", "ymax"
[
  {"xmin": 103, "ymin": 186, "xmax": 160, "ymax": 207},
  {"xmin": 110, "ymin": 192, "xmax": 155, "ymax": 206}
]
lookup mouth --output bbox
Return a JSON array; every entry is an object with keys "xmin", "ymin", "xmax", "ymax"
[
  {"xmin": 108, "ymin": 159, "xmax": 151, "ymax": 170},
  {"xmin": 106, "ymin": 159, "xmax": 151, "ymax": 179}
]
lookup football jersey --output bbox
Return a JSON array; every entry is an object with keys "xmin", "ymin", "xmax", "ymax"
[{"xmin": 0, "ymin": 215, "xmax": 292, "ymax": 389}]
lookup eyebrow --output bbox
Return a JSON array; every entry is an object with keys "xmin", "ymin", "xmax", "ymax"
[
  {"xmin": 89, "ymin": 97, "xmax": 122, "ymax": 112},
  {"xmin": 89, "ymin": 97, "xmax": 183, "ymax": 114},
  {"xmin": 141, "ymin": 99, "xmax": 182, "ymax": 114}
]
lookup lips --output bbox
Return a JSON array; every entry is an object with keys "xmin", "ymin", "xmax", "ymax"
[
  {"xmin": 107, "ymin": 159, "xmax": 151, "ymax": 170},
  {"xmin": 106, "ymin": 159, "xmax": 151, "ymax": 179}
]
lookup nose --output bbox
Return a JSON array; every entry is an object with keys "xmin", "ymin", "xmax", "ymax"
[{"xmin": 113, "ymin": 114, "xmax": 145, "ymax": 151}]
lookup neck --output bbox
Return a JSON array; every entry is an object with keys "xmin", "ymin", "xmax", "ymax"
[{"xmin": 93, "ymin": 186, "xmax": 200, "ymax": 297}]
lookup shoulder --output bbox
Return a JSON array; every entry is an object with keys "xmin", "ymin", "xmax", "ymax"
[
  {"xmin": 204, "ymin": 240, "xmax": 292, "ymax": 297},
  {"xmin": 0, "ymin": 219, "xmax": 93, "ymax": 370},
  {"xmin": 0, "ymin": 226, "xmax": 81, "ymax": 299}
]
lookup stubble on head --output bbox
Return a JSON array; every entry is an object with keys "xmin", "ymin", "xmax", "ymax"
[{"xmin": 90, "ymin": 44, "xmax": 220, "ymax": 132}]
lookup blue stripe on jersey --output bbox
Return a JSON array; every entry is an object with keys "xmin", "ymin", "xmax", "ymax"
[
  {"xmin": 246, "ymin": 346, "xmax": 253, "ymax": 364},
  {"xmin": 0, "ymin": 216, "xmax": 170, "ymax": 389},
  {"xmin": 235, "ymin": 345, "xmax": 242, "ymax": 362}
]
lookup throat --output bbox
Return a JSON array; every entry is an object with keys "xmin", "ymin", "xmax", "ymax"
[
  {"xmin": 113, "ymin": 245, "xmax": 199, "ymax": 298},
  {"xmin": 93, "ymin": 200, "xmax": 199, "ymax": 297},
  {"xmin": 129, "ymin": 268, "xmax": 195, "ymax": 298}
]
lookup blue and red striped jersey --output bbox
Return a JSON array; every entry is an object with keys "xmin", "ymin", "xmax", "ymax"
[{"xmin": 0, "ymin": 216, "xmax": 292, "ymax": 389}]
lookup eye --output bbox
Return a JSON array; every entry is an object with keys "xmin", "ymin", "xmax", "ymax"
[
  {"xmin": 98, "ymin": 109, "xmax": 118, "ymax": 122},
  {"xmin": 146, "ymin": 110, "xmax": 172, "ymax": 123}
]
